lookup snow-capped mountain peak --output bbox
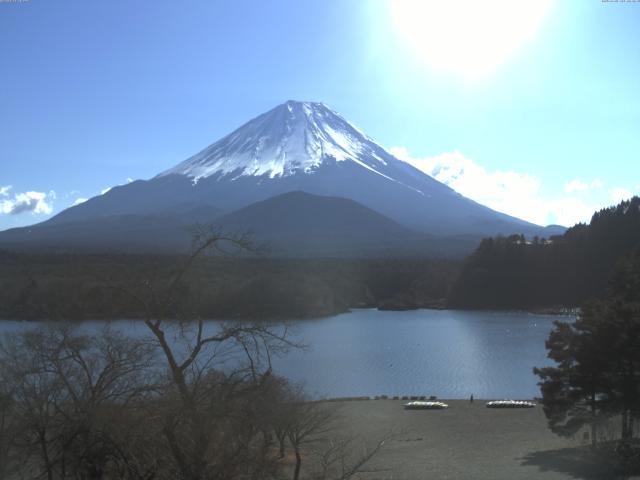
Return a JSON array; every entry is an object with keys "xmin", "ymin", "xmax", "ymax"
[
  {"xmin": 6, "ymin": 99, "xmax": 552, "ymax": 253},
  {"xmin": 159, "ymin": 100, "xmax": 393, "ymax": 182}
]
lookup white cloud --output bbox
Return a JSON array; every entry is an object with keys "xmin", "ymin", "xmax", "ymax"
[
  {"xmin": 390, "ymin": 147, "xmax": 603, "ymax": 226},
  {"xmin": 392, "ymin": 148, "xmax": 541, "ymax": 207},
  {"xmin": 0, "ymin": 185, "xmax": 11, "ymax": 197},
  {"xmin": 610, "ymin": 187, "xmax": 634, "ymax": 203},
  {"xmin": 0, "ymin": 190, "xmax": 56, "ymax": 216},
  {"xmin": 564, "ymin": 178, "xmax": 603, "ymax": 193},
  {"xmin": 564, "ymin": 179, "xmax": 587, "ymax": 193},
  {"xmin": 542, "ymin": 198, "xmax": 599, "ymax": 227},
  {"xmin": 72, "ymin": 197, "xmax": 88, "ymax": 206}
]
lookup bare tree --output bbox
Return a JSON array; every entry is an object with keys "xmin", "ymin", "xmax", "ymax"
[
  {"xmin": 311, "ymin": 434, "xmax": 391, "ymax": 480},
  {"xmin": 113, "ymin": 225, "xmax": 298, "ymax": 480},
  {"xmin": 0, "ymin": 325, "xmax": 156, "ymax": 480},
  {"xmin": 0, "ymin": 376, "xmax": 16, "ymax": 479},
  {"xmin": 283, "ymin": 395, "xmax": 392, "ymax": 480},
  {"xmin": 285, "ymin": 396, "xmax": 336, "ymax": 480},
  {"xmin": 0, "ymin": 226, "xmax": 389, "ymax": 479}
]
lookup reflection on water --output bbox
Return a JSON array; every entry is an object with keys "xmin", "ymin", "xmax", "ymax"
[
  {"xmin": 0, "ymin": 309, "xmax": 570, "ymax": 399},
  {"xmin": 271, "ymin": 309, "xmax": 566, "ymax": 399}
]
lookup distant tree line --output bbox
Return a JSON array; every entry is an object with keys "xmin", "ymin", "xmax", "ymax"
[
  {"xmin": 449, "ymin": 197, "xmax": 640, "ymax": 309},
  {"xmin": 3, "ymin": 197, "xmax": 640, "ymax": 320},
  {"xmin": 0, "ymin": 251, "xmax": 458, "ymax": 321}
]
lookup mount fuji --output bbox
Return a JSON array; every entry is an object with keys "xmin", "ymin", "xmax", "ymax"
[{"xmin": 0, "ymin": 101, "xmax": 563, "ymax": 255}]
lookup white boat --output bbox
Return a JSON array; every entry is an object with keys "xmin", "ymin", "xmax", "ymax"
[
  {"xmin": 486, "ymin": 400, "xmax": 536, "ymax": 408},
  {"xmin": 403, "ymin": 401, "xmax": 449, "ymax": 410}
]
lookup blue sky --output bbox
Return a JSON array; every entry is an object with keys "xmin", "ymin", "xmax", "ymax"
[{"xmin": 1, "ymin": 0, "xmax": 639, "ymax": 230}]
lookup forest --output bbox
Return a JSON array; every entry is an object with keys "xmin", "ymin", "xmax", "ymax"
[
  {"xmin": 2, "ymin": 197, "xmax": 639, "ymax": 321},
  {"xmin": 449, "ymin": 197, "xmax": 640, "ymax": 310},
  {"xmin": 0, "ymin": 248, "xmax": 458, "ymax": 321}
]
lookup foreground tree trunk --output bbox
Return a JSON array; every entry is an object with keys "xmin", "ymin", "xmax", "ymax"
[
  {"xmin": 293, "ymin": 446, "xmax": 302, "ymax": 480},
  {"xmin": 38, "ymin": 432, "xmax": 54, "ymax": 480},
  {"xmin": 622, "ymin": 408, "xmax": 632, "ymax": 441},
  {"xmin": 274, "ymin": 427, "xmax": 287, "ymax": 459},
  {"xmin": 591, "ymin": 391, "xmax": 597, "ymax": 447}
]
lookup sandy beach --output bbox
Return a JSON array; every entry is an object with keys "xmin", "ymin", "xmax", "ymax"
[{"xmin": 318, "ymin": 399, "xmax": 626, "ymax": 480}]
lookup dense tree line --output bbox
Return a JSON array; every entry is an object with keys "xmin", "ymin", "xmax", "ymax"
[
  {"xmin": 3, "ymin": 197, "xmax": 640, "ymax": 318},
  {"xmin": 449, "ymin": 197, "xmax": 640, "ymax": 309},
  {"xmin": 0, "ymin": 250, "xmax": 458, "ymax": 321},
  {"xmin": 534, "ymin": 248, "xmax": 640, "ymax": 472}
]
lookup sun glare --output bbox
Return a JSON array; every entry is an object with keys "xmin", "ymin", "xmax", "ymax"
[{"xmin": 390, "ymin": 0, "xmax": 553, "ymax": 79}]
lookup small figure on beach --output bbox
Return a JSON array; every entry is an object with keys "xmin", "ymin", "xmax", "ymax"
[{"xmin": 470, "ymin": 394, "xmax": 474, "ymax": 403}]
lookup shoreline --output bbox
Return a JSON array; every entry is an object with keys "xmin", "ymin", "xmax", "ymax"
[
  {"xmin": 0, "ymin": 305, "xmax": 579, "ymax": 323},
  {"xmin": 319, "ymin": 395, "xmax": 540, "ymax": 403}
]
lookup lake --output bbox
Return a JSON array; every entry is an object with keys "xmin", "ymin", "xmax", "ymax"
[{"xmin": 0, "ymin": 309, "xmax": 569, "ymax": 400}]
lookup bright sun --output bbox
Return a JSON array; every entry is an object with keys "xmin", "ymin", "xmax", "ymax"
[{"xmin": 390, "ymin": 0, "xmax": 553, "ymax": 79}]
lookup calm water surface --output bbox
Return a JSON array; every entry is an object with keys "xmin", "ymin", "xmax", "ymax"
[{"xmin": 0, "ymin": 309, "xmax": 570, "ymax": 399}]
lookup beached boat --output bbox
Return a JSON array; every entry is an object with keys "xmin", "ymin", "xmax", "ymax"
[
  {"xmin": 486, "ymin": 400, "xmax": 536, "ymax": 408},
  {"xmin": 403, "ymin": 401, "xmax": 449, "ymax": 410}
]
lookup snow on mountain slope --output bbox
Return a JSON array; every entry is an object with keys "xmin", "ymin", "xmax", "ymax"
[{"xmin": 159, "ymin": 101, "xmax": 399, "ymax": 183}]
